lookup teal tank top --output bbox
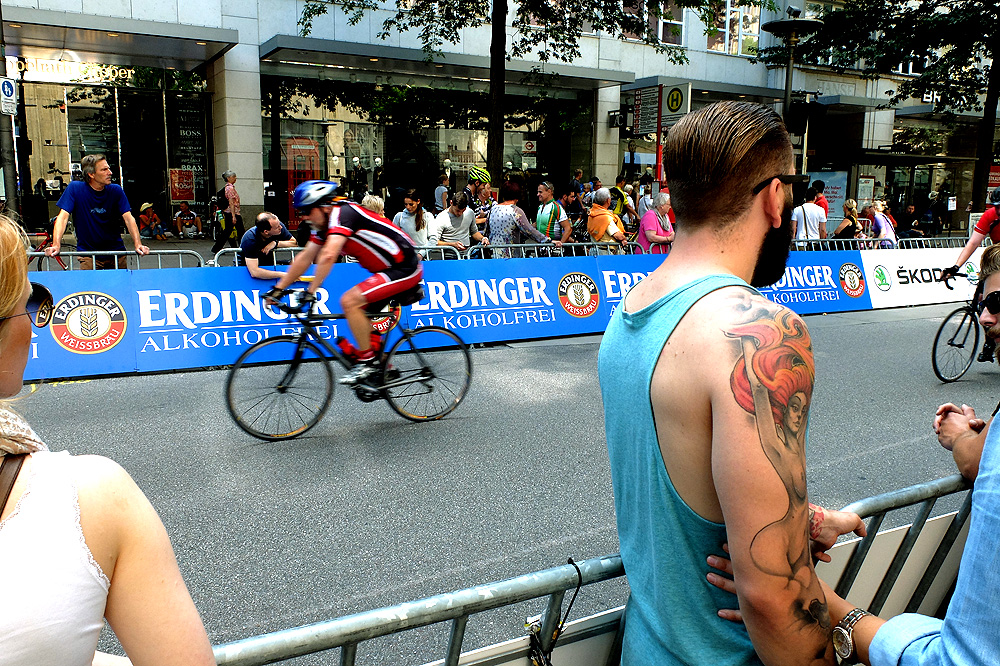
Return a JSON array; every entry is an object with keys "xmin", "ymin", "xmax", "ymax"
[{"xmin": 599, "ymin": 274, "xmax": 764, "ymax": 666}]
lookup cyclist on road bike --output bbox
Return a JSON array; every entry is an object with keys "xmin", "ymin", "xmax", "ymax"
[
  {"xmin": 943, "ymin": 187, "xmax": 1000, "ymax": 362},
  {"xmin": 266, "ymin": 180, "xmax": 423, "ymax": 385}
]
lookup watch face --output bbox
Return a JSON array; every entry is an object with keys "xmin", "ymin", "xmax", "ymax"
[{"xmin": 832, "ymin": 626, "xmax": 852, "ymax": 659}]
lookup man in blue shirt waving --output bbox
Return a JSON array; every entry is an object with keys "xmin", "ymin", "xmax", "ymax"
[{"xmin": 46, "ymin": 154, "xmax": 149, "ymax": 269}]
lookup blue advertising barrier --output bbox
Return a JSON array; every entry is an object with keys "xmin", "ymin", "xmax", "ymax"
[{"xmin": 25, "ymin": 250, "xmax": 873, "ymax": 381}]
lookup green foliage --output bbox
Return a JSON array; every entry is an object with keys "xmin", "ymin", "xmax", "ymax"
[
  {"xmin": 761, "ymin": 0, "xmax": 998, "ymax": 113},
  {"xmin": 298, "ymin": 0, "xmax": 750, "ymax": 66}
]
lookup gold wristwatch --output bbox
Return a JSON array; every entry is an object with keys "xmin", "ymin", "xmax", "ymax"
[{"xmin": 832, "ymin": 607, "xmax": 872, "ymax": 663}]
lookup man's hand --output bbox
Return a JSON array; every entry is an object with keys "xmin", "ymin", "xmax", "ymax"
[
  {"xmin": 262, "ymin": 241, "xmax": 277, "ymax": 255},
  {"xmin": 452, "ymin": 241, "xmax": 467, "ymax": 251},
  {"xmin": 263, "ymin": 287, "xmax": 286, "ymax": 305},
  {"xmin": 553, "ymin": 240, "xmax": 563, "ymax": 248},
  {"xmin": 941, "ymin": 265, "xmax": 961, "ymax": 279},
  {"xmin": 481, "ymin": 237, "xmax": 490, "ymax": 246},
  {"xmin": 935, "ymin": 403, "xmax": 986, "ymax": 451},
  {"xmin": 809, "ymin": 507, "xmax": 867, "ymax": 562},
  {"xmin": 706, "ymin": 544, "xmax": 742, "ymax": 623},
  {"xmin": 135, "ymin": 243, "xmax": 150, "ymax": 256},
  {"xmin": 44, "ymin": 242, "xmax": 61, "ymax": 256}
]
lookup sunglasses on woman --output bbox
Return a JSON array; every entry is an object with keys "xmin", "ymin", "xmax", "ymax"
[
  {"xmin": 978, "ymin": 290, "xmax": 1000, "ymax": 316},
  {"xmin": 0, "ymin": 282, "xmax": 54, "ymax": 328}
]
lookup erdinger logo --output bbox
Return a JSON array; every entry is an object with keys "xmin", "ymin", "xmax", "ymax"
[
  {"xmin": 558, "ymin": 273, "xmax": 600, "ymax": 318},
  {"xmin": 370, "ymin": 303, "xmax": 402, "ymax": 334},
  {"xmin": 839, "ymin": 263, "xmax": 866, "ymax": 298},
  {"xmin": 51, "ymin": 292, "xmax": 127, "ymax": 354}
]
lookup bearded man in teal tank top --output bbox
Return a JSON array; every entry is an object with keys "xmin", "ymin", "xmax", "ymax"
[{"xmin": 598, "ymin": 101, "xmax": 866, "ymax": 665}]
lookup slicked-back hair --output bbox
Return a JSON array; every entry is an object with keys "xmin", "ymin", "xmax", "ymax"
[
  {"xmin": 664, "ymin": 101, "xmax": 792, "ymax": 230},
  {"xmin": 980, "ymin": 244, "xmax": 1000, "ymax": 285}
]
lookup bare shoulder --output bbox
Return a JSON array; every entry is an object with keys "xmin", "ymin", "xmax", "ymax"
[{"xmin": 70, "ymin": 455, "xmax": 148, "ymax": 529}]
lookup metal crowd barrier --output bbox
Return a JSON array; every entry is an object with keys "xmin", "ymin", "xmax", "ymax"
[
  {"xmin": 792, "ymin": 238, "xmax": 898, "ymax": 251},
  {"xmin": 413, "ymin": 245, "xmax": 464, "ymax": 260},
  {"xmin": 897, "ymin": 236, "xmax": 989, "ymax": 250},
  {"xmin": 27, "ymin": 249, "xmax": 204, "ymax": 270},
  {"xmin": 210, "ymin": 474, "xmax": 971, "ymax": 666},
  {"xmin": 465, "ymin": 242, "xmax": 646, "ymax": 259},
  {"xmin": 834, "ymin": 473, "xmax": 971, "ymax": 615},
  {"xmin": 213, "ymin": 247, "xmax": 304, "ymax": 267},
  {"xmin": 791, "ymin": 236, "xmax": 987, "ymax": 252}
]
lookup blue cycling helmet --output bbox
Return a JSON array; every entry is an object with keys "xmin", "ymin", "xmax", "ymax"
[{"xmin": 293, "ymin": 180, "xmax": 340, "ymax": 211}]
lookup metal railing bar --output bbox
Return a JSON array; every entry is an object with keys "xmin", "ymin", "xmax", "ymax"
[
  {"xmin": 212, "ymin": 555, "xmax": 624, "ymax": 666},
  {"xmin": 27, "ymin": 249, "xmax": 205, "ymax": 269},
  {"xmin": 444, "ymin": 615, "xmax": 470, "ymax": 666},
  {"xmin": 538, "ymin": 590, "xmax": 566, "ymax": 653},
  {"xmin": 213, "ymin": 475, "xmax": 972, "ymax": 666},
  {"xmin": 835, "ymin": 474, "xmax": 970, "ymax": 598},
  {"xmin": 868, "ymin": 497, "xmax": 936, "ymax": 615},
  {"xmin": 340, "ymin": 642, "xmax": 357, "ymax": 666},
  {"xmin": 835, "ymin": 512, "xmax": 886, "ymax": 597},
  {"xmin": 905, "ymin": 491, "xmax": 973, "ymax": 613}
]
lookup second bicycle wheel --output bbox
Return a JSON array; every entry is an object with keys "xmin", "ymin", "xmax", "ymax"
[
  {"xmin": 226, "ymin": 336, "xmax": 333, "ymax": 440},
  {"xmin": 932, "ymin": 307, "xmax": 980, "ymax": 383},
  {"xmin": 383, "ymin": 326, "xmax": 472, "ymax": 422}
]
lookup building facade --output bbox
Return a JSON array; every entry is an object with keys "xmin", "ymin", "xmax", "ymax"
[{"xmin": 1, "ymin": 0, "xmax": 996, "ymax": 230}]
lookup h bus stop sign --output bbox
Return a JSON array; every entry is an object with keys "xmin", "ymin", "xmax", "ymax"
[{"xmin": 0, "ymin": 78, "xmax": 16, "ymax": 115}]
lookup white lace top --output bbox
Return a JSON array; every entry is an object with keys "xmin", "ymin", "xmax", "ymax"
[{"xmin": 0, "ymin": 450, "xmax": 111, "ymax": 665}]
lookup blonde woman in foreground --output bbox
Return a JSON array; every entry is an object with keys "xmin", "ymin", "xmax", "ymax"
[{"xmin": 0, "ymin": 214, "xmax": 215, "ymax": 666}]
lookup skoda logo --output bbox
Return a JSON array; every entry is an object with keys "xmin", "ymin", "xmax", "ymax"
[{"xmin": 872, "ymin": 265, "xmax": 892, "ymax": 292}]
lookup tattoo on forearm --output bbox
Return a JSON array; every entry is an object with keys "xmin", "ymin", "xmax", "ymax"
[{"xmin": 727, "ymin": 304, "xmax": 832, "ymax": 638}]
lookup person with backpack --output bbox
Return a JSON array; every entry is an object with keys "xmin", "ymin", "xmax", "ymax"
[
  {"xmin": 210, "ymin": 170, "xmax": 244, "ymax": 254},
  {"xmin": 608, "ymin": 174, "xmax": 639, "ymax": 233},
  {"xmin": 943, "ymin": 187, "xmax": 1000, "ymax": 362}
]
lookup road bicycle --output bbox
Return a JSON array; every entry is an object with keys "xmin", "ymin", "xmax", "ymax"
[
  {"xmin": 932, "ymin": 271, "xmax": 980, "ymax": 383},
  {"xmin": 27, "ymin": 222, "xmax": 76, "ymax": 270},
  {"xmin": 225, "ymin": 292, "xmax": 473, "ymax": 440}
]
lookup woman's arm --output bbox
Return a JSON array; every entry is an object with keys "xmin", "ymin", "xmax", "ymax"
[{"xmin": 75, "ymin": 456, "xmax": 215, "ymax": 666}]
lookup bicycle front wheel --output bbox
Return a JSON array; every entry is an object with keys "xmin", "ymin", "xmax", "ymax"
[
  {"xmin": 383, "ymin": 327, "xmax": 472, "ymax": 422},
  {"xmin": 932, "ymin": 306, "xmax": 980, "ymax": 383},
  {"xmin": 225, "ymin": 336, "xmax": 334, "ymax": 440}
]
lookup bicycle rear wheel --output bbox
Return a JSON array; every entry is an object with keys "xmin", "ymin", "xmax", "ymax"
[
  {"xmin": 226, "ymin": 336, "xmax": 334, "ymax": 440},
  {"xmin": 383, "ymin": 327, "xmax": 472, "ymax": 422},
  {"xmin": 932, "ymin": 306, "xmax": 980, "ymax": 383}
]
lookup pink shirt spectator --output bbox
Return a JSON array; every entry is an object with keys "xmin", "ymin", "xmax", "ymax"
[
  {"xmin": 225, "ymin": 182, "xmax": 241, "ymax": 217},
  {"xmin": 637, "ymin": 209, "xmax": 673, "ymax": 254}
]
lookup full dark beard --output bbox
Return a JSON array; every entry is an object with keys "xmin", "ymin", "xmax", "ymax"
[{"xmin": 750, "ymin": 199, "xmax": 794, "ymax": 288}]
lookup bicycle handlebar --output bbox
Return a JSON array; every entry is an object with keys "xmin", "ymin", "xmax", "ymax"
[{"xmin": 940, "ymin": 269, "xmax": 978, "ymax": 291}]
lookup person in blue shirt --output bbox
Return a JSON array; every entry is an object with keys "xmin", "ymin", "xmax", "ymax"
[
  {"xmin": 45, "ymin": 154, "xmax": 148, "ymax": 269},
  {"xmin": 237, "ymin": 212, "xmax": 297, "ymax": 280}
]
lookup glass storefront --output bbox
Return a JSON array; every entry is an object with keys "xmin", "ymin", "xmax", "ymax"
[
  {"xmin": 11, "ymin": 58, "xmax": 212, "ymax": 230},
  {"xmin": 262, "ymin": 75, "xmax": 594, "ymax": 222}
]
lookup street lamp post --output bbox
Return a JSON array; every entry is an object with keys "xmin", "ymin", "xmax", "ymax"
[
  {"xmin": 761, "ymin": 12, "xmax": 823, "ymax": 122},
  {"xmin": 0, "ymin": 0, "xmax": 20, "ymax": 215}
]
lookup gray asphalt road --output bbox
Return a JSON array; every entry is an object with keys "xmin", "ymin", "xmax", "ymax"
[{"xmin": 16, "ymin": 302, "xmax": 992, "ymax": 664}]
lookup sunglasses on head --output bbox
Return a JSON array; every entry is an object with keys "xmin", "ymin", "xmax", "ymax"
[
  {"xmin": 751, "ymin": 173, "xmax": 811, "ymax": 195},
  {"xmin": 978, "ymin": 291, "xmax": 1000, "ymax": 316},
  {"xmin": 0, "ymin": 282, "xmax": 54, "ymax": 328}
]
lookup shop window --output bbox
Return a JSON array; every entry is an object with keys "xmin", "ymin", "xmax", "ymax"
[
  {"xmin": 894, "ymin": 58, "xmax": 927, "ymax": 76},
  {"xmin": 659, "ymin": 1, "xmax": 684, "ymax": 45},
  {"xmin": 622, "ymin": 0, "xmax": 684, "ymax": 46},
  {"xmin": 707, "ymin": 1, "xmax": 760, "ymax": 56}
]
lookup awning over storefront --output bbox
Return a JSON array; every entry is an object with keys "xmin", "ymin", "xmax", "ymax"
[
  {"xmin": 1, "ymin": 8, "xmax": 237, "ymax": 71},
  {"xmin": 259, "ymin": 35, "xmax": 633, "ymax": 93}
]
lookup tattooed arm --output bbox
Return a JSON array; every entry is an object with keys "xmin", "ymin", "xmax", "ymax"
[{"xmin": 711, "ymin": 297, "xmax": 835, "ymax": 665}]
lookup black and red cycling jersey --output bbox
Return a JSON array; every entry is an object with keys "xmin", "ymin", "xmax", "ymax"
[{"xmin": 309, "ymin": 201, "xmax": 418, "ymax": 273}]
